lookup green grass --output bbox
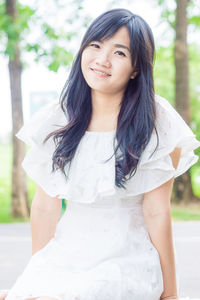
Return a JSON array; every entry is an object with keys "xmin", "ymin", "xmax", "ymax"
[
  {"xmin": 0, "ymin": 142, "xmax": 66, "ymax": 222},
  {"xmin": 171, "ymin": 203, "xmax": 200, "ymax": 221},
  {"xmin": 0, "ymin": 143, "xmax": 36, "ymax": 222},
  {"xmin": 1, "ymin": 143, "xmax": 200, "ymax": 222}
]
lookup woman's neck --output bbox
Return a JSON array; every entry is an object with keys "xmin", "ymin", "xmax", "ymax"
[
  {"xmin": 87, "ymin": 90, "xmax": 122, "ymax": 131},
  {"xmin": 91, "ymin": 90, "xmax": 122, "ymax": 117}
]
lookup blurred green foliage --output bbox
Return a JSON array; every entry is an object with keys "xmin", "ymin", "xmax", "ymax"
[
  {"xmin": 0, "ymin": 0, "xmax": 87, "ymax": 71},
  {"xmin": 154, "ymin": 42, "xmax": 200, "ymax": 169}
]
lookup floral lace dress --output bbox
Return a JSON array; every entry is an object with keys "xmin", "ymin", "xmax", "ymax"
[{"xmin": 5, "ymin": 94, "xmax": 200, "ymax": 300}]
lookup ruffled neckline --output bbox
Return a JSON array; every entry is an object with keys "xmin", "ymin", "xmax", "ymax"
[{"xmin": 15, "ymin": 95, "xmax": 200, "ymax": 204}]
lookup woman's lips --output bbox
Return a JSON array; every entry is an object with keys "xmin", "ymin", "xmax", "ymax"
[{"xmin": 90, "ymin": 68, "xmax": 111, "ymax": 78}]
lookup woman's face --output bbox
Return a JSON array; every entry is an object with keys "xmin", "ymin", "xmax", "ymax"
[{"xmin": 81, "ymin": 25, "xmax": 136, "ymax": 96}]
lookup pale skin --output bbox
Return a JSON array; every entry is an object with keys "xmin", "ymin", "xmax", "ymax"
[
  {"xmin": 143, "ymin": 147, "xmax": 181, "ymax": 300},
  {"xmin": 1, "ymin": 26, "xmax": 180, "ymax": 300}
]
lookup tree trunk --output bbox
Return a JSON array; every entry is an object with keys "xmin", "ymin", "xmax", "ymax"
[
  {"xmin": 171, "ymin": 170, "xmax": 198, "ymax": 204},
  {"xmin": 173, "ymin": 0, "xmax": 198, "ymax": 203},
  {"xmin": 6, "ymin": 0, "xmax": 30, "ymax": 217}
]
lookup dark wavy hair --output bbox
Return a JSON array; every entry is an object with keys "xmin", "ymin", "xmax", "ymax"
[{"xmin": 44, "ymin": 8, "xmax": 159, "ymax": 189}]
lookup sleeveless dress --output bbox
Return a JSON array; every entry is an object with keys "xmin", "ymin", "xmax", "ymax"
[{"xmin": 5, "ymin": 94, "xmax": 200, "ymax": 300}]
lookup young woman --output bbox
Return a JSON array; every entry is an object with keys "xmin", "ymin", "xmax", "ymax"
[{"xmin": 2, "ymin": 8, "xmax": 200, "ymax": 300}]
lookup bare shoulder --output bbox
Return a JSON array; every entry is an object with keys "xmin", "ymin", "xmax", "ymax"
[{"xmin": 169, "ymin": 147, "xmax": 181, "ymax": 169}]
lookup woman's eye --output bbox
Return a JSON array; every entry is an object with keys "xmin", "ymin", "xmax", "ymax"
[
  {"xmin": 90, "ymin": 43, "xmax": 100, "ymax": 48},
  {"xmin": 115, "ymin": 50, "xmax": 126, "ymax": 57}
]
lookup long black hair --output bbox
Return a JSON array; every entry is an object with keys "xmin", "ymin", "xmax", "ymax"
[{"xmin": 44, "ymin": 8, "xmax": 159, "ymax": 189}]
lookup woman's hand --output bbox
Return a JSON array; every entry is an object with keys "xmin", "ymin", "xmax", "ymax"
[{"xmin": 0, "ymin": 290, "xmax": 9, "ymax": 300}]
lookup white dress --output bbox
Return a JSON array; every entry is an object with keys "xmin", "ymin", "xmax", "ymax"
[{"xmin": 5, "ymin": 94, "xmax": 200, "ymax": 300}]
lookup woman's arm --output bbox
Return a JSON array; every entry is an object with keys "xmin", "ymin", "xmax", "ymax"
[
  {"xmin": 0, "ymin": 187, "xmax": 62, "ymax": 300},
  {"xmin": 30, "ymin": 185, "xmax": 62, "ymax": 255},
  {"xmin": 142, "ymin": 147, "xmax": 181, "ymax": 300}
]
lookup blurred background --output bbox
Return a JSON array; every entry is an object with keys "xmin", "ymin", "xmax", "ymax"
[
  {"xmin": 0, "ymin": 0, "xmax": 200, "ymax": 221},
  {"xmin": 0, "ymin": 0, "xmax": 200, "ymax": 297}
]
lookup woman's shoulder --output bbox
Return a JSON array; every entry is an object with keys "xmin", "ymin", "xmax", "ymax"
[
  {"xmin": 154, "ymin": 94, "xmax": 183, "ymax": 123},
  {"xmin": 124, "ymin": 94, "xmax": 200, "ymax": 196},
  {"xmin": 137, "ymin": 93, "xmax": 200, "ymax": 178},
  {"xmin": 153, "ymin": 94, "xmax": 196, "ymax": 139},
  {"xmin": 15, "ymin": 100, "xmax": 67, "ymax": 149}
]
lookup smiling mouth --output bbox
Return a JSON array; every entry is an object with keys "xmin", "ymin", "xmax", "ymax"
[{"xmin": 90, "ymin": 68, "xmax": 111, "ymax": 77}]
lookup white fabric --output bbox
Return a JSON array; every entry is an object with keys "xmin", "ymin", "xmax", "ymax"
[
  {"xmin": 5, "ymin": 94, "xmax": 200, "ymax": 300},
  {"xmin": 14, "ymin": 94, "xmax": 200, "ymax": 203}
]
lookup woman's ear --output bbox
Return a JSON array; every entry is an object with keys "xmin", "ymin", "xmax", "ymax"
[{"xmin": 130, "ymin": 70, "xmax": 139, "ymax": 79}]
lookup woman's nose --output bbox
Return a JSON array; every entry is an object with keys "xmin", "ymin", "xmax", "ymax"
[{"xmin": 95, "ymin": 51, "xmax": 112, "ymax": 68}]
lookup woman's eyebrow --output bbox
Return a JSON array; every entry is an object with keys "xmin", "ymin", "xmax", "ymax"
[
  {"xmin": 114, "ymin": 44, "xmax": 130, "ymax": 52},
  {"xmin": 98, "ymin": 40, "xmax": 130, "ymax": 52}
]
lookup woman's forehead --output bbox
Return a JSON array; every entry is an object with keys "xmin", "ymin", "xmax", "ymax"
[{"xmin": 93, "ymin": 26, "xmax": 130, "ymax": 46}]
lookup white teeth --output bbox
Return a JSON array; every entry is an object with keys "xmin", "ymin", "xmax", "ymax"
[{"xmin": 93, "ymin": 69, "xmax": 109, "ymax": 76}]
